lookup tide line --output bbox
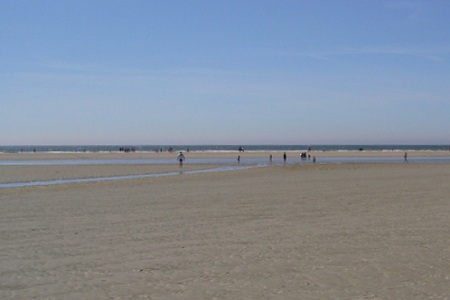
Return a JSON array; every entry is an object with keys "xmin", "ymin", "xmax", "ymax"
[{"xmin": 0, "ymin": 165, "xmax": 260, "ymax": 189}]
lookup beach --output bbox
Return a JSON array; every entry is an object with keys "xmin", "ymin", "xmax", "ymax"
[
  {"xmin": 1, "ymin": 152, "xmax": 450, "ymax": 299},
  {"xmin": 1, "ymin": 149, "xmax": 450, "ymax": 161}
]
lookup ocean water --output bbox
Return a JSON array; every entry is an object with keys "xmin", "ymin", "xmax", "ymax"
[{"xmin": 1, "ymin": 144, "xmax": 449, "ymax": 153}]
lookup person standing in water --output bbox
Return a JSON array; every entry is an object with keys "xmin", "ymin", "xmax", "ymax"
[
  {"xmin": 283, "ymin": 152, "xmax": 287, "ymax": 164},
  {"xmin": 177, "ymin": 151, "xmax": 185, "ymax": 167},
  {"xmin": 404, "ymin": 152, "xmax": 408, "ymax": 163}
]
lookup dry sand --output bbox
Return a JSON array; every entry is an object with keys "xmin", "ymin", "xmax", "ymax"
[{"xmin": 1, "ymin": 154, "xmax": 450, "ymax": 299}]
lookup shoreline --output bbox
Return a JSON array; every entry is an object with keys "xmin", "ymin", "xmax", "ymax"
[
  {"xmin": 1, "ymin": 149, "xmax": 450, "ymax": 161},
  {"xmin": 2, "ymin": 150, "xmax": 450, "ymax": 186}
]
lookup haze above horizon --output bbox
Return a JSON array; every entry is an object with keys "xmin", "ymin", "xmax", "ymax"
[{"xmin": 1, "ymin": 1, "xmax": 449, "ymax": 145}]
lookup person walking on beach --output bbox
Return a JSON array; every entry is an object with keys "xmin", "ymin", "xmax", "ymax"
[
  {"xmin": 404, "ymin": 152, "xmax": 408, "ymax": 163},
  {"xmin": 177, "ymin": 151, "xmax": 185, "ymax": 167},
  {"xmin": 283, "ymin": 152, "xmax": 287, "ymax": 164}
]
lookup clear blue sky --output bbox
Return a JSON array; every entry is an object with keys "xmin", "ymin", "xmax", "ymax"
[{"xmin": 1, "ymin": 0, "xmax": 449, "ymax": 145}]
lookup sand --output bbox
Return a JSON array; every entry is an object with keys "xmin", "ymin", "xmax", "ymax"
[
  {"xmin": 1, "ymin": 149, "xmax": 450, "ymax": 161},
  {"xmin": 1, "ymin": 153, "xmax": 450, "ymax": 299},
  {"xmin": 0, "ymin": 164, "xmax": 221, "ymax": 184}
]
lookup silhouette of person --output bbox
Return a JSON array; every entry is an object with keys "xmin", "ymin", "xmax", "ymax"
[{"xmin": 177, "ymin": 152, "xmax": 185, "ymax": 167}]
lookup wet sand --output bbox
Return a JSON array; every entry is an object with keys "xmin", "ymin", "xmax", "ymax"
[
  {"xmin": 1, "ymin": 156, "xmax": 450, "ymax": 299},
  {"xmin": 1, "ymin": 149, "xmax": 450, "ymax": 161},
  {"xmin": 0, "ymin": 164, "xmax": 219, "ymax": 184}
]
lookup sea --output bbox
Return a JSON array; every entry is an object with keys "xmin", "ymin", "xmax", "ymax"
[{"xmin": 1, "ymin": 144, "xmax": 450, "ymax": 153}]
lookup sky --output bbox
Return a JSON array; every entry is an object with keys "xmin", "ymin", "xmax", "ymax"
[{"xmin": 1, "ymin": 0, "xmax": 450, "ymax": 145}]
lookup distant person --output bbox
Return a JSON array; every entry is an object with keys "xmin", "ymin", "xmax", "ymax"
[
  {"xmin": 313, "ymin": 156, "xmax": 316, "ymax": 163},
  {"xmin": 269, "ymin": 154, "xmax": 272, "ymax": 164},
  {"xmin": 237, "ymin": 155, "xmax": 241, "ymax": 163},
  {"xmin": 177, "ymin": 152, "xmax": 185, "ymax": 167},
  {"xmin": 404, "ymin": 152, "xmax": 408, "ymax": 163},
  {"xmin": 283, "ymin": 152, "xmax": 287, "ymax": 163}
]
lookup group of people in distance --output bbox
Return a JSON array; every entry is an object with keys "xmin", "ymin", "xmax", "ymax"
[
  {"xmin": 176, "ymin": 150, "xmax": 412, "ymax": 167},
  {"xmin": 176, "ymin": 150, "xmax": 318, "ymax": 167}
]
